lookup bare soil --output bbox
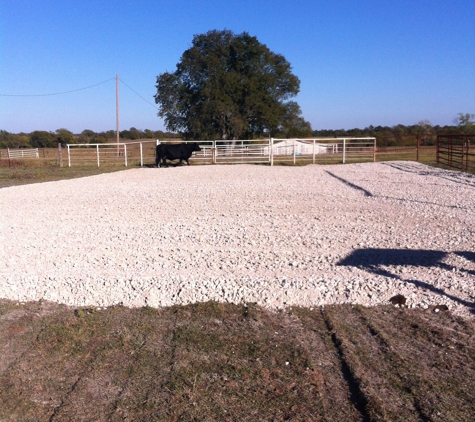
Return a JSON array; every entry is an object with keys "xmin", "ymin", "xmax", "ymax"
[{"xmin": 1, "ymin": 299, "xmax": 474, "ymax": 421}]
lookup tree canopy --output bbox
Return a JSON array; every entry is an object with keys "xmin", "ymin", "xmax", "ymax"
[
  {"xmin": 454, "ymin": 113, "xmax": 475, "ymax": 133},
  {"xmin": 29, "ymin": 131, "xmax": 55, "ymax": 148},
  {"xmin": 154, "ymin": 29, "xmax": 311, "ymax": 140},
  {"xmin": 55, "ymin": 128, "xmax": 75, "ymax": 145}
]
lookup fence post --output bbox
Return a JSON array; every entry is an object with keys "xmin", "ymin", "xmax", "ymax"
[
  {"xmin": 58, "ymin": 142, "xmax": 63, "ymax": 167},
  {"xmin": 124, "ymin": 144, "xmax": 128, "ymax": 166},
  {"xmin": 448, "ymin": 138, "xmax": 453, "ymax": 168},
  {"xmin": 342, "ymin": 139, "xmax": 346, "ymax": 164},
  {"xmin": 313, "ymin": 139, "xmax": 316, "ymax": 164},
  {"xmin": 270, "ymin": 138, "xmax": 274, "ymax": 166},
  {"xmin": 293, "ymin": 139, "xmax": 296, "ymax": 165},
  {"xmin": 212, "ymin": 140, "xmax": 216, "ymax": 164},
  {"xmin": 417, "ymin": 135, "xmax": 420, "ymax": 162},
  {"xmin": 67, "ymin": 145, "xmax": 71, "ymax": 167},
  {"xmin": 373, "ymin": 138, "xmax": 377, "ymax": 163},
  {"xmin": 140, "ymin": 142, "xmax": 143, "ymax": 167},
  {"xmin": 465, "ymin": 138, "xmax": 469, "ymax": 173},
  {"xmin": 436, "ymin": 136, "xmax": 440, "ymax": 165},
  {"xmin": 96, "ymin": 144, "xmax": 100, "ymax": 167}
]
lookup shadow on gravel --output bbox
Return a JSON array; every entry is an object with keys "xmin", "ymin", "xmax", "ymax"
[
  {"xmin": 456, "ymin": 250, "xmax": 475, "ymax": 264},
  {"xmin": 324, "ymin": 168, "xmax": 471, "ymax": 210},
  {"xmin": 382, "ymin": 162, "xmax": 475, "ymax": 187},
  {"xmin": 324, "ymin": 171, "xmax": 373, "ymax": 197},
  {"xmin": 338, "ymin": 248, "xmax": 475, "ymax": 314}
]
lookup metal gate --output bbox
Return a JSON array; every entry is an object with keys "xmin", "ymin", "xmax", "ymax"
[
  {"xmin": 66, "ymin": 138, "xmax": 377, "ymax": 167},
  {"xmin": 437, "ymin": 135, "xmax": 474, "ymax": 173},
  {"xmin": 180, "ymin": 138, "xmax": 376, "ymax": 166}
]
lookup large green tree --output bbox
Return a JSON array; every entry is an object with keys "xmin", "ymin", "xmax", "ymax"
[{"xmin": 154, "ymin": 29, "xmax": 311, "ymax": 140}]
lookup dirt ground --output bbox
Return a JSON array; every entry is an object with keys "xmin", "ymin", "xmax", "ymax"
[{"xmin": 1, "ymin": 299, "xmax": 474, "ymax": 421}]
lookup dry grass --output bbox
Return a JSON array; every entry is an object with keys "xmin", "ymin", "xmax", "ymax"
[
  {"xmin": 2, "ymin": 150, "xmax": 474, "ymax": 419},
  {"xmin": 0, "ymin": 160, "xmax": 133, "ymax": 189},
  {"xmin": 1, "ymin": 300, "xmax": 474, "ymax": 421}
]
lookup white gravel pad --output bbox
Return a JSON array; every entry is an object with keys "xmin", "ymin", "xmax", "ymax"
[{"xmin": 1, "ymin": 162, "xmax": 474, "ymax": 316}]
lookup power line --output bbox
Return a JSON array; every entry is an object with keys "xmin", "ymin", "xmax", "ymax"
[
  {"xmin": 0, "ymin": 77, "xmax": 116, "ymax": 97},
  {"xmin": 0, "ymin": 76, "xmax": 159, "ymax": 111},
  {"xmin": 119, "ymin": 78, "xmax": 158, "ymax": 110}
]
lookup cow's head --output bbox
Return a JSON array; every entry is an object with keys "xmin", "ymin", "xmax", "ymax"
[{"xmin": 191, "ymin": 142, "xmax": 202, "ymax": 152}]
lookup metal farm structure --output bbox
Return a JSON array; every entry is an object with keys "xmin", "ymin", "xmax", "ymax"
[
  {"xmin": 268, "ymin": 138, "xmax": 375, "ymax": 165},
  {"xmin": 3, "ymin": 148, "xmax": 39, "ymax": 167},
  {"xmin": 66, "ymin": 138, "xmax": 376, "ymax": 167},
  {"xmin": 436, "ymin": 135, "xmax": 474, "ymax": 173},
  {"xmin": 66, "ymin": 141, "xmax": 157, "ymax": 167}
]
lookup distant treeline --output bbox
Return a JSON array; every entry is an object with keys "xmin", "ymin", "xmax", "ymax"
[
  {"xmin": 1, "ymin": 115, "xmax": 474, "ymax": 149},
  {"xmin": 0, "ymin": 127, "xmax": 180, "ymax": 149},
  {"xmin": 312, "ymin": 122, "xmax": 474, "ymax": 146}
]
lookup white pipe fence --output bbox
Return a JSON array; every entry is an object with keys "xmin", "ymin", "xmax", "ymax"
[
  {"xmin": 7, "ymin": 148, "xmax": 39, "ymax": 159},
  {"xmin": 66, "ymin": 137, "xmax": 376, "ymax": 167},
  {"xmin": 67, "ymin": 140, "xmax": 157, "ymax": 167},
  {"xmin": 269, "ymin": 138, "xmax": 376, "ymax": 165}
]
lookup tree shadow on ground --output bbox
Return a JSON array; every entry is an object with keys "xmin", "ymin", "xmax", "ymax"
[{"xmin": 337, "ymin": 248, "xmax": 475, "ymax": 314}]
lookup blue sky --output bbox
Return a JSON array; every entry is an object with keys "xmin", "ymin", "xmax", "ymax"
[{"xmin": 1, "ymin": 0, "xmax": 474, "ymax": 134}]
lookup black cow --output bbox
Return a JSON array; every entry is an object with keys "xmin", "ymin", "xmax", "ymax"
[{"xmin": 155, "ymin": 142, "xmax": 202, "ymax": 167}]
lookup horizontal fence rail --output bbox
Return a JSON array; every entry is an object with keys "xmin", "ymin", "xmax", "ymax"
[
  {"xmin": 7, "ymin": 148, "xmax": 39, "ymax": 159},
  {"xmin": 437, "ymin": 135, "xmax": 474, "ymax": 173},
  {"xmin": 66, "ymin": 138, "xmax": 378, "ymax": 167},
  {"xmin": 157, "ymin": 138, "xmax": 376, "ymax": 166},
  {"xmin": 269, "ymin": 138, "xmax": 376, "ymax": 165},
  {"xmin": 4, "ymin": 148, "xmax": 40, "ymax": 167},
  {"xmin": 1, "ymin": 136, "xmax": 445, "ymax": 170},
  {"xmin": 67, "ymin": 141, "xmax": 158, "ymax": 167}
]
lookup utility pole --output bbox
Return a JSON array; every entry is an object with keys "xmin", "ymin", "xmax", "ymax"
[{"xmin": 116, "ymin": 74, "xmax": 120, "ymax": 155}]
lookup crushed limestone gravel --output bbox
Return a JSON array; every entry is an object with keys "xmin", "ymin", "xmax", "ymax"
[{"xmin": 1, "ymin": 161, "xmax": 474, "ymax": 317}]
